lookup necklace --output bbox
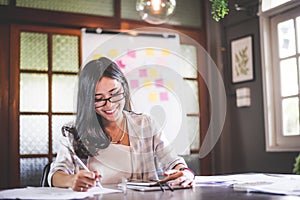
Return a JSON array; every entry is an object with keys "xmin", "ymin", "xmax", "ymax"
[{"xmin": 111, "ymin": 118, "xmax": 126, "ymax": 144}]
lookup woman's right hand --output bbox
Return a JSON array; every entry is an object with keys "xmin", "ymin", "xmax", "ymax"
[{"xmin": 70, "ymin": 170, "xmax": 100, "ymax": 192}]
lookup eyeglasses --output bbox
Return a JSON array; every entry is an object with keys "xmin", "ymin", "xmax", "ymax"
[{"xmin": 95, "ymin": 92, "xmax": 125, "ymax": 108}]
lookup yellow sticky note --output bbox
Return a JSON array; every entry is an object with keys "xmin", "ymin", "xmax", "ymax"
[
  {"xmin": 165, "ymin": 81, "xmax": 174, "ymax": 90},
  {"xmin": 145, "ymin": 48, "xmax": 154, "ymax": 56},
  {"xmin": 93, "ymin": 54, "xmax": 103, "ymax": 60},
  {"xmin": 109, "ymin": 49, "xmax": 118, "ymax": 58},
  {"xmin": 143, "ymin": 79, "xmax": 153, "ymax": 88},
  {"xmin": 149, "ymin": 69, "xmax": 158, "ymax": 78},
  {"xmin": 162, "ymin": 48, "xmax": 170, "ymax": 56},
  {"xmin": 148, "ymin": 92, "xmax": 158, "ymax": 102}
]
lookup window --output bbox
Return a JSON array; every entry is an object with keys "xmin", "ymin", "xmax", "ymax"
[
  {"xmin": 260, "ymin": 1, "xmax": 300, "ymax": 151},
  {"xmin": 16, "ymin": 27, "xmax": 80, "ymax": 186},
  {"xmin": 179, "ymin": 44, "xmax": 200, "ymax": 151},
  {"xmin": 15, "ymin": 0, "xmax": 114, "ymax": 17},
  {"xmin": 0, "ymin": 0, "xmax": 9, "ymax": 5},
  {"xmin": 261, "ymin": 0, "xmax": 291, "ymax": 12}
]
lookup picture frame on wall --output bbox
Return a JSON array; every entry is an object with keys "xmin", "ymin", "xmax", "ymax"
[{"xmin": 231, "ymin": 35, "xmax": 254, "ymax": 83}]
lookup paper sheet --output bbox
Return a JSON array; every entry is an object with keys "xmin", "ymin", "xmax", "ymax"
[
  {"xmin": 195, "ymin": 173, "xmax": 300, "ymax": 196},
  {"xmin": 195, "ymin": 173, "xmax": 289, "ymax": 185},
  {"xmin": 249, "ymin": 179, "xmax": 300, "ymax": 196},
  {"xmin": 0, "ymin": 186, "xmax": 122, "ymax": 199}
]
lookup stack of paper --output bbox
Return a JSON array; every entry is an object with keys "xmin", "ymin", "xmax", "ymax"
[{"xmin": 195, "ymin": 173, "xmax": 300, "ymax": 196}]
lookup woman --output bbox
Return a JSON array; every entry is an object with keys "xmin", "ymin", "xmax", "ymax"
[{"xmin": 48, "ymin": 57, "xmax": 195, "ymax": 191}]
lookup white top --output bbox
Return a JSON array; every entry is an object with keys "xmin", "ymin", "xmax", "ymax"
[{"xmin": 88, "ymin": 144, "xmax": 132, "ymax": 184}]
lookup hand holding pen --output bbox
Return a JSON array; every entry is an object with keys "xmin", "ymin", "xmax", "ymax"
[
  {"xmin": 69, "ymin": 169, "xmax": 101, "ymax": 192},
  {"xmin": 61, "ymin": 140, "xmax": 104, "ymax": 192},
  {"xmin": 72, "ymin": 153, "xmax": 103, "ymax": 191}
]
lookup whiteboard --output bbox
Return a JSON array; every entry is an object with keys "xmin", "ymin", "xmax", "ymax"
[{"xmin": 81, "ymin": 28, "xmax": 197, "ymax": 155}]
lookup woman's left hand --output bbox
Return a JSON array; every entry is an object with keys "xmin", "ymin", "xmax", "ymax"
[{"xmin": 161, "ymin": 168, "xmax": 195, "ymax": 187}]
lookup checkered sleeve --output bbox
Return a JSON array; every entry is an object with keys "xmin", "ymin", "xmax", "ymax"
[{"xmin": 149, "ymin": 116, "xmax": 187, "ymax": 171}]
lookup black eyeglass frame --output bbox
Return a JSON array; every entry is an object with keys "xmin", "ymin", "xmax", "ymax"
[{"xmin": 94, "ymin": 92, "xmax": 125, "ymax": 108}]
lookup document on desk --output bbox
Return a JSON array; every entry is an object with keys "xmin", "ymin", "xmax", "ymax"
[
  {"xmin": 194, "ymin": 175, "xmax": 236, "ymax": 186},
  {"xmin": 0, "ymin": 186, "xmax": 122, "ymax": 199},
  {"xmin": 195, "ymin": 173, "xmax": 300, "ymax": 196},
  {"xmin": 195, "ymin": 173, "xmax": 289, "ymax": 186},
  {"xmin": 247, "ymin": 179, "xmax": 300, "ymax": 196}
]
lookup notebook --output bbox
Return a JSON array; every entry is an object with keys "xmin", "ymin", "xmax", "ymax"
[{"xmin": 118, "ymin": 180, "xmax": 192, "ymax": 192}]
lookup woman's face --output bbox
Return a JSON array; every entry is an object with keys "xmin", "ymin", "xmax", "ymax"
[{"xmin": 94, "ymin": 77, "xmax": 125, "ymax": 123}]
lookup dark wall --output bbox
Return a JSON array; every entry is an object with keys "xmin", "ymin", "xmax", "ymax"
[
  {"xmin": 0, "ymin": 23, "xmax": 10, "ymax": 189},
  {"xmin": 213, "ymin": 0, "xmax": 298, "ymax": 174}
]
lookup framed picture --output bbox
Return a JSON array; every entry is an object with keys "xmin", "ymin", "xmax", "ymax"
[{"xmin": 231, "ymin": 35, "xmax": 254, "ymax": 83}]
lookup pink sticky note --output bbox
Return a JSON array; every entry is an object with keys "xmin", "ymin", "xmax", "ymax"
[
  {"xmin": 155, "ymin": 79, "xmax": 163, "ymax": 87},
  {"xmin": 127, "ymin": 50, "xmax": 136, "ymax": 58},
  {"xmin": 116, "ymin": 60, "xmax": 126, "ymax": 68},
  {"xmin": 139, "ymin": 69, "xmax": 148, "ymax": 77},
  {"xmin": 130, "ymin": 80, "xmax": 139, "ymax": 89},
  {"xmin": 160, "ymin": 92, "xmax": 169, "ymax": 101}
]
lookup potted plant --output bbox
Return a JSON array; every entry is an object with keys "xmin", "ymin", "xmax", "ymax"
[
  {"xmin": 210, "ymin": 0, "xmax": 229, "ymax": 21},
  {"xmin": 293, "ymin": 153, "xmax": 300, "ymax": 174}
]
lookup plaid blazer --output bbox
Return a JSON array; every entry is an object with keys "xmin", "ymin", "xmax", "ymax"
[{"xmin": 48, "ymin": 111, "xmax": 187, "ymax": 185}]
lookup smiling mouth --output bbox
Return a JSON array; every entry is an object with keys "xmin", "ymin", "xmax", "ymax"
[{"xmin": 103, "ymin": 105, "xmax": 119, "ymax": 115}]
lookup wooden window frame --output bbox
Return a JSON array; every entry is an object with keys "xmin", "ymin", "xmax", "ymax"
[{"xmin": 9, "ymin": 24, "xmax": 81, "ymax": 187}]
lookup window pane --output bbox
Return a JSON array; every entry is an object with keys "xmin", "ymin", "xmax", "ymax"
[
  {"xmin": 184, "ymin": 80, "xmax": 199, "ymax": 113},
  {"xmin": 297, "ymin": 17, "xmax": 300, "ymax": 54},
  {"xmin": 52, "ymin": 35, "xmax": 79, "ymax": 72},
  {"xmin": 168, "ymin": 0, "xmax": 202, "ymax": 28},
  {"xmin": 20, "ymin": 73, "xmax": 48, "ymax": 112},
  {"xmin": 278, "ymin": 19, "xmax": 296, "ymax": 58},
  {"xmin": 20, "ymin": 158, "xmax": 48, "ymax": 187},
  {"xmin": 262, "ymin": 0, "xmax": 291, "ymax": 12},
  {"xmin": 186, "ymin": 116, "xmax": 199, "ymax": 150},
  {"xmin": 16, "ymin": 0, "xmax": 114, "ymax": 17},
  {"xmin": 0, "ymin": 0, "xmax": 9, "ymax": 5},
  {"xmin": 20, "ymin": 115, "xmax": 49, "ymax": 154},
  {"xmin": 180, "ymin": 44, "xmax": 197, "ymax": 78},
  {"xmin": 280, "ymin": 58, "xmax": 298, "ymax": 97},
  {"xmin": 20, "ymin": 32, "xmax": 48, "ymax": 71},
  {"xmin": 52, "ymin": 115, "xmax": 75, "ymax": 154},
  {"xmin": 52, "ymin": 75, "xmax": 77, "ymax": 112},
  {"xmin": 282, "ymin": 97, "xmax": 299, "ymax": 136}
]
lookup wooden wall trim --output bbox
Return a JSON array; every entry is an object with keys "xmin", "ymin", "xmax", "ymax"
[
  {"xmin": 0, "ymin": 23, "xmax": 10, "ymax": 189},
  {"xmin": 8, "ymin": 24, "xmax": 21, "ymax": 188},
  {"xmin": 0, "ymin": 6, "xmax": 120, "ymax": 29}
]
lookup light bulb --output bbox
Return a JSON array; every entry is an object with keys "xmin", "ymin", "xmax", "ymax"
[{"xmin": 136, "ymin": 0, "xmax": 176, "ymax": 25}]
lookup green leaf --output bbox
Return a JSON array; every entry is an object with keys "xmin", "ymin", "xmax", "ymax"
[
  {"xmin": 210, "ymin": 0, "xmax": 229, "ymax": 22},
  {"xmin": 293, "ymin": 153, "xmax": 300, "ymax": 174}
]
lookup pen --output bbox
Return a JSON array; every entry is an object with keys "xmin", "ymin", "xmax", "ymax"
[
  {"xmin": 72, "ymin": 153, "xmax": 104, "ymax": 189},
  {"xmin": 165, "ymin": 183, "xmax": 174, "ymax": 192},
  {"xmin": 157, "ymin": 177, "xmax": 174, "ymax": 192},
  {"xmin": 157, "ymin": 181, "xmax": 174, "ymax": 192},
  {"xmin": 63, "ymin": 143, "xmax": 104, "ymax": 189},
  {"xmin": 157, "ymin": 181, "xmax": 165, "ymax": 192}
]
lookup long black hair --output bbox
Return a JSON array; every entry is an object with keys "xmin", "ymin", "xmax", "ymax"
[{"xmin": 72, "ymin": 57, "xmax": 131, "ymax": 156}]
